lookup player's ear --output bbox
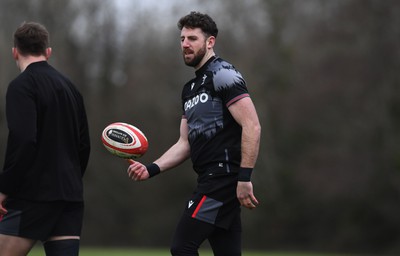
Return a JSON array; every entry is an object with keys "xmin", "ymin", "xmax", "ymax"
[
  {"xmin": 45, "ymin": 47, "xmax": 52, "ymax": 60},
  {"xmin": 207, "ymin": 36, "xmax": 215, "ymax": 49},
  {"xmin": 12, "ymin": 47, "xmax": 18, "ymax": 60}
]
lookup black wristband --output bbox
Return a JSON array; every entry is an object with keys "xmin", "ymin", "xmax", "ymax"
[
  {"xmin": 146, "ymin": 163, "xmax": 161, "ymax": 178},
  {"xmin": 238, "ymin": 167, "xmax": 253, "ymax": 181}
]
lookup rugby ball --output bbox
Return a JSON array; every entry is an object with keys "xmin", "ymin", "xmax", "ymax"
[{"xmin": 101, "ymin": 122, "xmax": 148, "ymax": 159}]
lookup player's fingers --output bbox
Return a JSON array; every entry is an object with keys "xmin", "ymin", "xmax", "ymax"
[
  {"xmin": 127, "ymin": 167, "xmax": 139, "ymax": 179},
  {"xmin": 130, "ymin": 168, "xmax": 139, "ymax": 180},
  {"xmin": 245, "ymin": 201, "xmax": 256, "ymax": 209},
  {"xmin": 127, "ymin": 165, "xmax": 135, "ymax": 177},
  {"xmin": 241, "ymin": 194, "xmax": 258, "ymax": 209},
  {"xmin": 133, "ymin": 167, "xmax": 146, "ymax": 181},
  {"xmin": 127, "ymin": 161, "xmax": 141, "ymax": 175},
  {"xmin": 127, "ymin": 159, "xmax": 135, "ymax": 165},
  {"xmin": 133, "ymin": 171, "xmax": 141, "ymax": 181},
  {"xmin": 250, "ymin": 194, "xmax": 259, "ymax": 206},
  {"xmin": 239, "ymin": 197, "xmax": 249, "ymax": 207},
  {"xmin": 240, "ymin": 200, "xmax": 252, "ymax": 209}
]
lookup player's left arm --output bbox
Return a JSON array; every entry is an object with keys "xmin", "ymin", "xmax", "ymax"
[{"xmin": 228, "ymin": 96, "xmax": 261, "ymax": 209}]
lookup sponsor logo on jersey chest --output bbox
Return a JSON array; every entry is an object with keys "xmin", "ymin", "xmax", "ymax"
[{"xmin": 184, "ymin": 93, "xmax": 209, "ymax": 111}]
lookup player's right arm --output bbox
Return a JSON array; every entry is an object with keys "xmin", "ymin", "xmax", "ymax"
[{"xmin": 127, "ymin": 118, "xmax": 190, "ymax": 181}]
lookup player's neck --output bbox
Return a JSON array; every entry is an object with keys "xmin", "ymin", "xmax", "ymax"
[
  {"xmin": 195, "ymin": 50, "xmax": 215, "ymax": 71},
  {"xmin": 17, "ymin": 55, "xmax": 47, "ymax": 72}
]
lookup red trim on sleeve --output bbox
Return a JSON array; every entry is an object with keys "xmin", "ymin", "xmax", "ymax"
[{"xmin": 226, "ymin": 93, "xmax": 250, "ymax": 107}]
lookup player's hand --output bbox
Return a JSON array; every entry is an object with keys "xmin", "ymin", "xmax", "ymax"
[
  {"xmin": 237, "ymin": 181, "xmax": 259, "ymax": 209},
  {"xmin": 0, "ymin": 192, "xmax": 8, "ymax": 216},
  {"xmin": 127, "ymin": 160, "xmax": 150, "ymax": 181}
]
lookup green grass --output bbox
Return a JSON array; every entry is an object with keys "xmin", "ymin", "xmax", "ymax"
[{"xmin": 27, "ymin": 247, "xmax": 355, "ymax": 256}]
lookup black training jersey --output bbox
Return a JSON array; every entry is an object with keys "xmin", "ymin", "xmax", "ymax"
[
  {"xmin": 0, "ymin": 61, "xmax": 91, "ymax": 201},
  {"xmin": 182, "ymin": 56, "xmax": 249, "ymax": 170}
]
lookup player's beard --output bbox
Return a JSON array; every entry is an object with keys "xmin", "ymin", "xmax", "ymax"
[{"xmin": 183, "ymin": 44, "xmax": 206, "ymax": 67}]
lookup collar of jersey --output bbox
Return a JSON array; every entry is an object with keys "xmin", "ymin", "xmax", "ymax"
[{"xmin": 195, "ymin": 55, "xmax": 218, "ymax": 77}]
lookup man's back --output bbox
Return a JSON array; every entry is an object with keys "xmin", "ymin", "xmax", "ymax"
[{"xmin": 2, "ymin": 61, "xmax": 90, "ymax": 201}]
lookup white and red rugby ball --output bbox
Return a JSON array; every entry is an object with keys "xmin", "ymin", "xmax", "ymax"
[{"xmin": 101, "ymin": 122, "xmax": 148, "ymax": 159}]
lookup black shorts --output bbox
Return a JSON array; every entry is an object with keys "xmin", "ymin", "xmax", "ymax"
[
  {"xmin": 186, "ymin": 166, "xmax": 241, "ymax": 230},
  {"xmin": 0, "ymin": 198, "xmax": 84, "ymax": 241}
]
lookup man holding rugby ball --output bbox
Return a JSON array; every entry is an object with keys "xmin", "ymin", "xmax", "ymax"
[{"xmin": 127, "ymin": 11, "xmax": 261, "ymax": 256}]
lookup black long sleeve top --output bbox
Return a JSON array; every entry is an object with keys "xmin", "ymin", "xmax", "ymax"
[{"xmin": 0, "ymin": 61, "xmax": 90, "ymax": 202}]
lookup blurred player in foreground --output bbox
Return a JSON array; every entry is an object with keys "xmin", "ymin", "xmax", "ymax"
[
  {"xmin": 127, "ymin": 11, "xmax": 261, "ymax": 255},
  {"xmin": 0, "ymin": 22, "xmax": 91, "ymax": 256}
]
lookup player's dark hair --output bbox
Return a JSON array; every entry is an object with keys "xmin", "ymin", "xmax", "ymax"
[
  {"xmin": 177, "ymin": 11, "xmax": 218, "ymax": 38},
  {"xmin": 13, "ymin": 21, "xmax": 49, "ymax": 56}
]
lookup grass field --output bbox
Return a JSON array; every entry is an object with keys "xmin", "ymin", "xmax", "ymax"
[{"xmin": 27, "ymin": 247, "xmax": 355, "ymax": 256}]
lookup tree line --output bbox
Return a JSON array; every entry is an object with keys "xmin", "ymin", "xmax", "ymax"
[{"xmin": 0, "ymin": 0, "xmax": 399, "ymax": 254}]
